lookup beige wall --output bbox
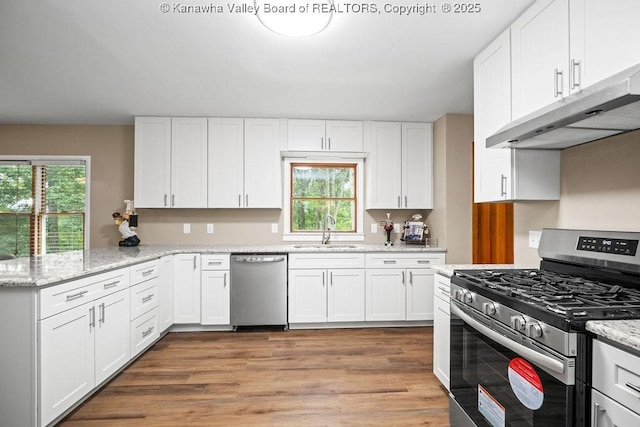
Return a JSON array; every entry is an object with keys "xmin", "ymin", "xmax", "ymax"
[
  {"xmin": 0, "ymin": 125, "xmax": 438, "ymax": 248},
  {"xmin": 514, "ymin": 130, "xmax": 640, "ymax": 266},
  {"xmin": 430, "ymin": 114, "xmax": 473, "ymax": 264}
]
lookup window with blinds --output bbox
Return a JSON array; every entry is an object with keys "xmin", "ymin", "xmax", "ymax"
[{"xmin": 0, "ymin": 158, "xmax": 88, "ymax": 257}]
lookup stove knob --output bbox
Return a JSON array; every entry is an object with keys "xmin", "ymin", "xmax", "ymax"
[
  {"xmin": 454, "ymin": 289, "xmax": 465, "ymax": 301},
  {"xmin": 463, "ymin": 292, "xmax": 473, "ymax": 304},
  {"xmin": 510, "ymin": 315, "xmax": 527, "ymax": 332},
  {"xmin": 527, "ymin": 323, "xmax": 544, "ymax": 338},
  {"xmin": 482, "ymin": 302, "xmax": 496, "ymax": 315}
]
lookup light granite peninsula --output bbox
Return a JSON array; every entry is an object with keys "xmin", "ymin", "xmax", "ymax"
[{"xmin": 586, "ymin": 320, "xmax": 640, "ymax": 354}]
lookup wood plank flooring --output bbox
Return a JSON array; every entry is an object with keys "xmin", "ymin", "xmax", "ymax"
[{"xmin": 60, "ymin": 327, "xmax": 450, "ymax": 426}]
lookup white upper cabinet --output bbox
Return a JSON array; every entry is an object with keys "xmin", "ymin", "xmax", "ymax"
[
  {"xmin": 511, "ymin": 0, "xmax": 569, "ymax": 120},
  {"xmin": 287, "ymin": 119, "xmax": 363, "ymax": 152},
  {"xmin": 365, "ymin": 122, "xmax": 433, "ymax": 209},
  {"xmin": 569, "ymin": 0, "xmax": 640, "ymax": 93},
  {"xmin": 134, "ymin": 117, "xmax": 208, "ymax": 208},
  {"xmin": 208, "ymin": 118, "xmax": 282, "ymax": 208},
  {"xmin": 475, "ymin": 28, "xmax": 560, "ymax": 202}
]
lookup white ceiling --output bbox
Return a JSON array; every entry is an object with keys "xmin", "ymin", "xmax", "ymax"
[{"xmin": 0, "ymin": 0, "xmax": 534, "ymax": 125}]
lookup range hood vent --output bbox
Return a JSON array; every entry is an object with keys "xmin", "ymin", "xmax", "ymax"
[{"xmin": 487, "ymin": 63, "xmax": 640, "ymax": 149}]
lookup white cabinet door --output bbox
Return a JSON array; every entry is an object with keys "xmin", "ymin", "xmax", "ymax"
[
  {"xmin": 244, "ymin": 118, "xmax": 282, "ymax": 208},
  {"xmin": 591, "ymin": 389, "xmax": 640, "ymax": 427},
  {"xmin": 402, "ymin": 123, "xmax": 433, "ymax": 209},
  {"xmin": 134, "ymin": 117, "xmax": 171, "ymax": 208},
  {"xmin": 170, "ymin": 118, "xmax": 208, "ymax": 208},
  {"xmin": 287, "ymin": 119, "xmax": 326, "ymax": 151},
  {"xmin": 365, "ymin": 269, "xmax": 406, "ymax": 321},
  {"xmin": 288, "ymin": 269, "xmax": 327, "ymax": 323},
  {"xmin": 327, "ymin": 269, "xmax": 365, "ymax": 322},
  {"xmin": 365, "ymin": 121, "xmax": 402, "ymax": 209},
  {"xmin": 201, "ymin": 269, "xmax": 230, "ymax": 325},
  {"xmin": 474, "ymin": 29, "xmax": 561, "ymax": 203},
  {"xmin": 569, "ymin": 0, "xmax": 640, "ymax": 93},
  {"xmin": 94, "ymin": 289, "xmax": 130, "ymax": 385},
  {"xmin": 325, "ymin": 120, "xmax": 363, "ymax": 152},
  {"xmin": 473, "ymin": 29, "xmax": 513, "ymax": 203},
  {"xmin": 511, "ymin": 0, "xmax": 569, "ymax": 120},
  {"xmin": 39, "ymin": 303, "xmax": 95, "ymax": 426},
  {"xmin": 433, "ymin": 273, "xmax": 451, "ymax": 390},
  {"xmin": 405, "ymin": 268, "xmax": 434, "ymax": 321},
  {"xmin": 173, "ymin": 254, "xmax": 201, "ymax": 324},
  {"xmin": 159, "ymin": 255, "xmax": 174, "ymax": 332},
  {"xmin": 207, "ymin": 118, "xmax": 244, "ymax": 208}
]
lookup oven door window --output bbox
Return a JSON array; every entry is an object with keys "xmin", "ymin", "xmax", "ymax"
[{"xmin": 450, "ymin": 316, "xmax": 574, "ymax": 426}]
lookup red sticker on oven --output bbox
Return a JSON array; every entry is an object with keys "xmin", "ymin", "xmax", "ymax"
[{"xmin": 508, "ymin": 357, "xmax": 544, "ymax": 410}]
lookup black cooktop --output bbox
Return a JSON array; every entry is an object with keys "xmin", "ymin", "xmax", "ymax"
[{"xmin": 453, "ymin": 268, "xmax": 640, "ymax": 324}]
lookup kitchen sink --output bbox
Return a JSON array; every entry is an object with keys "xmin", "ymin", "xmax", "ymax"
[{"xmin": 293, "ymin": 244, "xmax": 359, "ymax": 249}]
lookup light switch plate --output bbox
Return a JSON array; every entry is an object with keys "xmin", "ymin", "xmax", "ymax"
[
  {"xmin": 393, "ymin": 223, "xmax": 401, "ymax": 233},
  {"xmin": 529, "ymin": 230, "xmax": 542, "ymax": 248},
  {"xmin": 207, "ymin": 224, "xmax": 214, "ymax": 234},
  {"xmin": 183, "ymin": 223, "xmax": 191, "ymax": 234},
  {"xmin": 271, "ymin": 223, "xmax": 278, "ymax": 233},
  {"xmin": 371, "ymin": 223, "xmax": 378, "ymax": 234}
]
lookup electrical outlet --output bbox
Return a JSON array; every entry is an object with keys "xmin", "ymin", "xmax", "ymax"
[
  {"xmin": 207, "ymin": 224, "xmax": 214, "ymax": 234},
  {"xmin": 271, "ymin": 223, "xmax": 278, "ymax": 233},
  {"xmin": 529, "ymin": 230, "xmax": 542, "ymax": 249},
  {"xmin": 393, "ymin": 223, "xmax": 400, "ymax": 233},
  {"xmin": 183, "ymin": 223, "xmax": 191, "ymax": 234},
  {"xmin": 371, "ymin": 223, "xmax": 378, "ymax": 234}
]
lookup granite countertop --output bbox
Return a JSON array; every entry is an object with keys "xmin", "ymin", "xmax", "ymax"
[
  {"xmin": 586, "ymin": 320, "xmax": 640, "ymax": 353},
  {"xmin": 432, "ymin": 263, "xmax": 528, "ymax": 278},
  {"xmin": 0, "ymin": 243, "xmax": 446, "ymax": 288}
]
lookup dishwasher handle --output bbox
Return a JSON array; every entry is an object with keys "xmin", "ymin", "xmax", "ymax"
[{"xmin": 233, "ymin": 255, "xmax": 286, "ymax": 263}]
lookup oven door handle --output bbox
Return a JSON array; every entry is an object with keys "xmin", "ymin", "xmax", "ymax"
[{"xmin": 451, "ymin": 303, "xmax": 565, "ymax": 376}]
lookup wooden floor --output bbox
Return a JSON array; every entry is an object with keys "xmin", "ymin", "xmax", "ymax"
[{"xmin": 60, "ymin": 327, "xmax": 450, "ymax": 426}]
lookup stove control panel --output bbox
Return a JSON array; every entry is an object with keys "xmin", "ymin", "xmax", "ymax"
[{"xmin": 577, "ymin": 236, "xmax": 638, "ymax": 256}]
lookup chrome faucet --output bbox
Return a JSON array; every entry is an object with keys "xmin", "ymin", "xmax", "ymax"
[{"xmin": 322, "ymin": 214, "xmax": 336, "ymax": 244}]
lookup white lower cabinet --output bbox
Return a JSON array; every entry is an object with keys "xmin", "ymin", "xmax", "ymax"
[
  {"xmin": 432, "ymin": 273, "xmax": 450, "ymax": 390},
  {"xmin": 288, "ymin": 253, "xmax": 365, "ymax": 324},
  {"xmin": 365, "ymin": 253, "xmax": 444, "ymax": 322},
  {"xmin": 39, "ymin": 288, "xmax": 130, "ymax": 426},
  {"xmin": 130, "ymin": 307, "xmax": 159, "ymax": 357},
  {"xmin": 173, "ymin": 253, "xmax": 201, "ymax": 324},
  {"xmin": 200, "ymin": 254, "xmax": 230, "ymax": 325}
]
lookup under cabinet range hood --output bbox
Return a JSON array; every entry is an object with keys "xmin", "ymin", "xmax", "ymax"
[{"xmin": 487, "ymin": 63, "xmax": 640, "ymax": 149}]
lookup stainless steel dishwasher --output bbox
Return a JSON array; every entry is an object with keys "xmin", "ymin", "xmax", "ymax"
[{"xmin": 230, "ymin": 254, "xmax": 288, "ymax": 329}]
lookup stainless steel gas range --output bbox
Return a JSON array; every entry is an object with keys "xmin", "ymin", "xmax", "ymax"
[{"xmin": 449, "ymin": 228, "xmax": 640, "ymax": 427}]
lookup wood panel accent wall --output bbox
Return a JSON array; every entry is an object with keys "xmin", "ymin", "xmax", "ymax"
[{"xmin": 473, "ymin": 202, "xmax": 514, "ymax": 264}]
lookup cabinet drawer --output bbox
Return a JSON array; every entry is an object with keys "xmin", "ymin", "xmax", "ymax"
[
  {"xmin": 39, "ymin": 269, "xmax": 129, "ymax": 319},
  {"xmin": 434, "ymin": 273, "xmax": 451, "ymax": 303},
  {"xmin": 289, "ymin": 253, "xmax": 364, "ymax": 269},
  {"xmin": 593, "ymin": 339, "xmax": 640, "ymax": 415},
  {"xmin": 130, "ymin": 259, "xmax": 160, "ymax": 284},
  {"xmin": 130, "ymin": 276, "xmax": 159, "ymax": 319},
  {"xmin": 365, "ymin": 253, "xmax": 444, "ymax": 269},
  {"xmin": 201, "ymin": 254, "xmax": 230, "ymax": 270},
  {"xmin": 131, "ymin": 307, "xmax": 159, "ymax": 357},
  {"xmin": 592, "ymin": 389, "xmax": 640, "ymax": 426}
]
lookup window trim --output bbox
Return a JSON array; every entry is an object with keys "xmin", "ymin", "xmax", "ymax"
[
  {"xmin": 282, "ymin": 158, "xmax": 364, "ymax": 242},
  {"xmin": 0, "ymin": 155, "xmax": 91, "ymax": 252}
]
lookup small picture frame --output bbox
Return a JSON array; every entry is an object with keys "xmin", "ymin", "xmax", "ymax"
[{"xmin": 403, "ymin": 221, "xmax": 425, "ymax": 244}]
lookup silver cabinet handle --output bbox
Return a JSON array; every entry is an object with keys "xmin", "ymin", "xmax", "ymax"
[
  {"xmin": 246, "ymin": 194, "xmax": 248, "ymax": 207},
  {"xmin": 322, "ymin": 271, "xmax": 325, "ymax": 286},
  {"xmin": 193, "ymin": 255, "xmax": 197, "ymax": 270},
  {"xmin": 89, "ymin": 306, "xmax": 96, "ymax": 328},
  {"xmin": 103, "ymin": 280, "xmax": 119, "ymax": 289},
  {"xmin": 404, "ymin": 195, "xmax": 407, "ymax": 208},
  {"xmin": 224, "ymin": 273, "xmax": 227, "ymax": 288},
  {"xmin": 383, "ymin": 260, "xmax": 397, "ymax": 264},
  {"xmin": 66, "ymin": 290, "xmax": 88, "ymax": 301},
  {"xmin": 99, "ymin": 303, "xmax": 105, "ymax": 323},
  {"xmin": 164, "ymin": 194, "xmax": 168, "ymax": 207},
  {"xmin": 141, "ymin": 269, "xmax": 154, "ymax": 277},
  {"xmin": 417, "ymin": 260, "xmax": 431, "ymax": 264},
  {"xmin": 593, "ymin": 401, "xmax": 605, "ymax": 427},
  {"xmin": 171, "ymin": 194, "xmax": 175, "ymax": 207},
  {"xmin": 328, "ymin": 137, "xmax": 331, "ymax": 150},
  {"xmin": 142, "ymin": 326, "xmax": 155, "ymax": 338},
  {"xmin": 142, "ymin": 294, "xmax": 154, "ymax": 303},
  {"xmin": 397, "ymin": 196, "xmax": 401, "ymax": 208},
  {"xmin": 409, "ymin": 271, "xmax": 413, "ymax": 285},
  {"xmin": 570, "ymin": 59, "xmax": 581, "ymax": 90},
  {"xmin": 554, "ymin": 68, "xmax": 563, "ymax": 97},
  {"xmin": 500, "ymin": 174, "xmax": 507, "ymax": 197},
  {"xmin": 321, "ymin": 136, "xmax": 324, "ymax": 150},
  {"xmin": 330, "ymin": 271, "xmax": 333, "ymax": 285},
  {"xmin": 625, "ymin": 382, "xmax": 640, "ymax": 394},
  {"xmin": 208, "ymin": 260, "xmax": 223, "ymax": 265},
  {"xmin": 437, "ymin": 286, "xmax": 449, "ymax": 297},
  {"xmin": 402, "ymin": 271, "xmax": 406, "ymax": 285},
  {"xmin": 238, "ymin": 194, "xmax": 242, "ymax": 207}
]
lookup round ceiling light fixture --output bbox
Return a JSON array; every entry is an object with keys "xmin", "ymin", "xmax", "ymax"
[{"xmin": 255, "ymin": 0, "xmax": 334, "ymax": 37}]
